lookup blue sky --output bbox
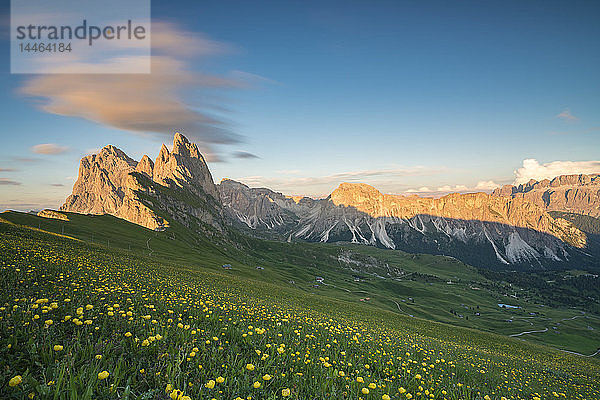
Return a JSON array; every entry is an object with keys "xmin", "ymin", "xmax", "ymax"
[{"xmin": 1, "ymin": 0, "xmax": 599, "ymax": 210}]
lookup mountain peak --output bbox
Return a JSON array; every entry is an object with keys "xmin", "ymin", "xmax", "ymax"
[
  {"xmin": 334, "ymin": 182, "xmax": 382, "ymax": 195},
  {"xmin": 172, "ymin": 132, "xmax": 202, "ymax": 160},
  {"xmin": 219, "ymin": 178, "xmax": 249, "ymax": 189},
  {"xmin": 331, "ymin": 182, "xmax": 384, "ymax": 207},
  {"xmin": 97, "ymin": 144, "xmax": 134, "ymax": 164},
  {"xmin": 62, "ymin": 132, "xmax": 223, "ymax": 231},
  {"xmin": 61, "ymin": 144, "xmax": 166, "ymax": 230},
  {"xmin": 153, "ymin": 133, "xmax": 218, "ymax": 200},
  {"xmin": 135, "ymin": 154, "xmax": 154, "ymax": 178},
  {"xmin": 174, "ymin": 131, "xmax": 189, "ymax": 145}
]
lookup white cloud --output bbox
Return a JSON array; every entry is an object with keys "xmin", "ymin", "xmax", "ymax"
[
  {"xmin": 436, "ymin": 184, "xmax": 469, "ymax": 193},
  {"xmin": 474, "ymin": 180, "xmax": 500, "ymax": 190},
  {"xmin": 31, "ymin": 143, "xmax": 69, "ymax": 155},
  {"xmin": 513, "ymin": 159, "xmax": 600, "ymax": 185},
  {"xmin": 406, "ymin": 186, "xmax": 431, "ymax": 193},
  {"xmin": 555, "ymin": 108, "xmax": 578, "ymax": 121},
  {"xmin": 403, "ymin": 180, "xmax": 499, "ymax": 196}
]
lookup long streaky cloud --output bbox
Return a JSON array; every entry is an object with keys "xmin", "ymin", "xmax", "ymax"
[
  {"xmin": 404, "ymin": 180, "xmax": 499, "ymax": 196},
  {"xmin": 0, "ymin": 178, "xmax": 21, "ymax": 186},
  {"xmin": 19, "ymin": 22, "xmax": 243, "ymax": 160},
  {"xmin": 555, "ymin": 108, "xmax": 578, "ymax": 121},
  {"xmin": 31, "ymin": 143, "xmax": 69, "ymax": 155}
]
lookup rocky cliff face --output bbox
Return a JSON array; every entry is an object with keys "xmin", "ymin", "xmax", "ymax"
[
  {"xmin": 331, "ymin": 183, "xmax": 585, "ymax": 247},
  {"xmin": 60, "ymin": 145, "xmax": 167, "ymax": 230},
  {"xmin": 61, "ymin": 133, "xmax": 223, "ymax": 232},
  {"xmin": 492, "ymin": 174, "xmax": 600, "ymax": 218},
  {"xmin": 218, "ymin": 179, "xmax": 300, "ymax": 230},
  {"xmin": 153, "ymin": 133, "xmax": 220, "ymax": 201},
  {"xmin": 219, "ymin": 180, "xmax": 593, "ymax": 270}
]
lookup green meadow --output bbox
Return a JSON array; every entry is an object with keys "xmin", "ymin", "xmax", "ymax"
[{"xmin": 0, "ymin": 211, "xmax": 599, "ymax": 399}]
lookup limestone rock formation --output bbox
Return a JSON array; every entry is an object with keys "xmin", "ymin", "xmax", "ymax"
[
  {"xmin": 330, "ymin": 183, "xmax": 586, "ymax": 247},
  {"xmin": 60, "ymin": 133, "xmax": 222, "ymax": 232},
  {"xmin": 219, "ymin": 180, "xmax": 592, "ymax": 269},
  {"xmin": 153, "ymin": 133, "xmax": 220, "ymax": 201},
  {"xmin": 60, "ymin": 145, "xmax": 167, "ymax": 230},
  {"xmin": 492, "ymin": 174, "xmax": 600, "ymax": 217},
  {"xmin": 135, "ymin": 154, "xmax": 154, "ymax": 178},
  {"xmin": 58, "ymin": 132, "xmax": 597, "ymax": 269},
  {"xmin": 219, "ymin": 179, "xmax": 301, "ymax": 230}
]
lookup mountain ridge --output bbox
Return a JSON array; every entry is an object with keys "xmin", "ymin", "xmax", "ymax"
[
  {"xmin": 330, "ymin": 182, "xmax": 585, "ymax": 247},
  {"xmin": 219, "ymin": 179, "xmax": 595, "ymax": 270},
  {"xmin": 492, "ymin": 173, "xmax": 600, "ymax": 217},
  {"xmin": 58, "ymin": 133, "xmax": 598, "ymax": 270}
]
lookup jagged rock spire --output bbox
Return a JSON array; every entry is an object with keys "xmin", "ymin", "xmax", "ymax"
[
  {"xmin": 60, "ymin": 133, "xmax": 221, "ymax": 231},
  {"xmin": 153, "ymin": 132, "xmax": 219, "ymax": 201},
  {"xmin": 135, "ymin": 154, "xmax": 154, "ymax": 178}
]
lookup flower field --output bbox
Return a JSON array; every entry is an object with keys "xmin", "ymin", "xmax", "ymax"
[{"xmin": 1, "ymin": 222, "xmax": 599, "ymax": 399}]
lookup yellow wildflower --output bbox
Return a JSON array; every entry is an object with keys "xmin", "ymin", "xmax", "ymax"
[{"xmin": 9, "ymin": 375, "xmax": 22, "ymax": 387}]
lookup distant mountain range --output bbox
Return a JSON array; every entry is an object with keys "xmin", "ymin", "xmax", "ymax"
[
  {"xmin": 57, "ymin": 133, "xmax": 600, "ymax": 271},
  {"xmin": 492, "ymin": 174, "xmax": 600, "ymax": 217}
]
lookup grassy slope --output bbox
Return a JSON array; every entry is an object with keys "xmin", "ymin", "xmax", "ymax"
[
  {"xmin": 2, "ymin": 210, "xmax": 600, "ymax": 356},
  {"xmin": 0, "ymin": 219, "xmax": 599, "ymax": 399}
]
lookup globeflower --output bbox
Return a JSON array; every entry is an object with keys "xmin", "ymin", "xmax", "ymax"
[
  {"xmin": 382, "ymin": 395, "xmax": 391, "ymax": 400},
  {"xmin": 262, "ymin": 374, "xmax": 272, "ymax": 380},
  {"xmin": 216, "ymin": 376, "xmax": 225, "ymax": 383},
  {"xmin": 362, "ymin": 388, "xmax": 370, "ymax": 395},
  {"xmin": 282, "ymin": 388, "xmax": 291, "ymax": 397},
  {"xmin": 9, "ymin": 375, "xmax": 22, "ymax": 387},
  {"xmin": 253, "ymin": 381, "xmax": 261, "ymax": 388},
  {"xmin": 246, "ymin": 363, "xmax": 255, "ymax": 371},
  {"xmin": 98, "ymin": 371, "xmax": 109, "ymax": 380},
  {"xmin": 53, "ymin": 345, "xmax": 63, "ymax": 351},
  {"xmin": 205, "ymin": 380, "xmax": 215, "ymax": 389}
]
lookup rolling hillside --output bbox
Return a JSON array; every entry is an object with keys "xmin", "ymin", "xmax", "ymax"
[
  {"xmin": 3, "ymin": 210, "xmax": 599, "ymax": 356},
  {"xmin": 1, "ymin": 213, "xmax": 599, "ymax": 399}
]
